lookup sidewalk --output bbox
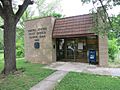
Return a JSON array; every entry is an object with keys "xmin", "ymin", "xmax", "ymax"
[
  {"xmin": 30, "ymin": 70, "xmax": 68, "ymax": 90},
  {"xmin": 44, "ymin": 62, "xmax": 120, "ymax": 76},
  {"xmin": 30, "ymin": 62, "xmax": 120, "ymax": 90}
]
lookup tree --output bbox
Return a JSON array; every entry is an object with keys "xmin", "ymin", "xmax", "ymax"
[
  {"xmin": 81, "ymin": 0, "xmax": 120, "ymax": 61},
  {"xmin": 35, "ymin": 0, "xmax": 61, "ymax": 17},
  {"xmin": 81, "ymin": 0, "xmax": 120, "ymax": 32},
  {"xmin": 0, "ymin": 0, "xmax": 33, "ymax": 75},
  {"xmin": 81, "ymin": 0, "xmax": 120, "ymax": 6},
  {"xmin": 108, "ymin": 14, "xmax": 120, "ymax": 61},
  {"xmin": 110, "ymin": 14, "xmax": 120, "ymax": 39}
]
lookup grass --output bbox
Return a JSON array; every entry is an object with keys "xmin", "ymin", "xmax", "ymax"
[
  {"xmin": 1, "ymin": 52, "xmax": 120, "ymax": 90},
  {"xmin": 0, "ymin": 53, "xmax": 54, "ymax": 90},
  {"xmin": 55, "ymin": 72, "xmax": 120, "ymax": 90}
]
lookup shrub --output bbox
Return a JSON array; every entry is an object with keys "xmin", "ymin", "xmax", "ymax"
[
  {"xmin": 108, "ymin": 38, "xmax": 119, "ymax": 61},
  {"xmin": 16, "ymin": 39, "xmax": 24, "ymax": 58}
]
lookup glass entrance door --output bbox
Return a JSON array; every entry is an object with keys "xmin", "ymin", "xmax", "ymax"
[
  {"xmin": 56, "ymin": 37, "xmax": 87, "ymax": 62},
  {"xmin": 66, "ymin": 39, "xmax": 75, "ymax": 59},
  {"xmin": 56, "ymin": 38, "xmax": 78, "ymax": 61}
]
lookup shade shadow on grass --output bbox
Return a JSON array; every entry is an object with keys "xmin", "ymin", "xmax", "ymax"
[{"xmin": 0, "ymin": 57, "xmax": 54, "ymax": 90}]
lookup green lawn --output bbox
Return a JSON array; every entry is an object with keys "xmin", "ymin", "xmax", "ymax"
[
  {"xmin": 55, "ymin": 72, "xmax": 120, "ymax": 90},
  {"xmin": 0, "ymin": 53, "xmax": 54, "ymax": 90}
]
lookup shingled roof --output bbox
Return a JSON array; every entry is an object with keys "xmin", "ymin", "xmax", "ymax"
[{"xmin": 53, "ymin": 14, "xmax": 95, "ymax": 38}]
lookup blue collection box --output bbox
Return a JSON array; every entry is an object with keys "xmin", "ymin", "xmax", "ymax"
[{"xmin": 88, "ymin": 50, "xmax": 96, "ymax": 64}]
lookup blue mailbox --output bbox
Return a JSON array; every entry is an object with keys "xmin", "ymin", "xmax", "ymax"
[{"xmin": 88, "ymin": 50, "xmax": 96, "ymax": 64}]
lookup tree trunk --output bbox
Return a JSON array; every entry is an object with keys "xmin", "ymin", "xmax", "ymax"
[
  {"xmin": 0, "ymin": 0, "xmax": 32, "ymax": 75},
  {"xmin": 2, "ymin": 16, "xmax": 17, "ymax": 74}
]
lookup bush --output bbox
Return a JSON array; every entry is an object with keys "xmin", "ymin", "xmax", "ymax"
[
  {"xmin": 16, "ymin": 47, "xmax": 24, "ymax": 58},
  {"xmin": 16, "ymin": 38, "xmax": 24, "ymax": 58},
  {"xmin": 108, "ymin": 38, "xmax": 119, "ymax": 61}
]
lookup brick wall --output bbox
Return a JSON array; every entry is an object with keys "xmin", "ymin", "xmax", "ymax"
[
  {"xmin": 24, "ymin": 17, "xmax": 56, "ymax": 64},
  {"xmin": 98, "ymin": 35, "xmax": 108, "ymax": 67},
  {"xmin": 97, "ymin": 7, "xmax": 108, "ymax": 67}
]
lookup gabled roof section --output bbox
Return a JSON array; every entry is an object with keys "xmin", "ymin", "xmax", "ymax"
[{"xmin": 53, "ymin": 14, "xmax": 95, "ymax": 38}]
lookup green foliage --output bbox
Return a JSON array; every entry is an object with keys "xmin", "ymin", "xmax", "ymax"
[
  {"xmin": 108, "ymin": 38, "xmax": 119, "ymax": 61},
  {"xmin": 52, "ymin": 13, "xmax": 62, "ymax": 18},
  {"xmin": 16, "ymin": 40, "xmax": 24, "ymax": 58},
  {"xmin": 108, "ymin": 14, "xmax": 120, "ymax": 61},
  {"xmin": 0, "ymin": 58, "xmax": 54, "ymax": 90},
  {"xmin": 110, "ymin": 14, "xmax": 120, "ymax": 39},
  {"xmin": 81, "ymin": 0, "xmax": 91, "ymax": 4},
  {"xmin": 55, "ymin": 72, "xmax": 120, "ymax": 90},
  {"xmin": 35, "ymin": 0, "xmax": 61, "ymax": 17},
  {"xmin": 16, "ymin": 27, "xmax": 24, "ymax": 58},
  {"xmin": 49, "ymin": 12, "xmax": 63, "ymax": 18},
  {"xmin": 91, "ymin": 13, "xmax": 111, "ymax": 36},
  {"xmin": 81, "ymin": 0, "xmax": 120, "ymax": 6}
]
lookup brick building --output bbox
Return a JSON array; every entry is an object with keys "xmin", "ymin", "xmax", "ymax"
[{"xmin": 24, "ymin": 13, "xmax": 108, "ymax": 67}]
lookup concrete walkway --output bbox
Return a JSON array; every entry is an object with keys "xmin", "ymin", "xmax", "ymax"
[
  {"xmin": 30, "ymin": 62, "xmax": 120, "ymax": 90},
  {"xmin": 30, "ymin": 70, "xmax": 68, "ymax": 90},
  {"xmin": 44, "ymin": 62, "xmax": 120, "ymax": 76}
]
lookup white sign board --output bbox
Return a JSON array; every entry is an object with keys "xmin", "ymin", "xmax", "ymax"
[{"xmin": 78, "ymin": 43, "xmax": 83, "ymax": 49}]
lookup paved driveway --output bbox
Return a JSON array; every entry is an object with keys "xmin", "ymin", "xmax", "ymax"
[{"xmin": 44, "ymin": 62, "xmax": 120, "ymax": 76}]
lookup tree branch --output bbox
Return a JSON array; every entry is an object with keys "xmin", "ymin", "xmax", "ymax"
[
  {"xmin": 92, "ymin": 1, "xmax": 105, "ymax": 23},
  {"xmin": 15, "ymin": 0, "xmax": 33, "ymax": 23},
  {"xmin": 0, "ymin": 4, "xmax": 4, "ymax": 18},
  {"xmin": 0, "ymin": 0, "xmax": 4, "ymax": 3},
  {"xmin": 98, "ymin": 0, "xmax": 113, "ymax": 29}
]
